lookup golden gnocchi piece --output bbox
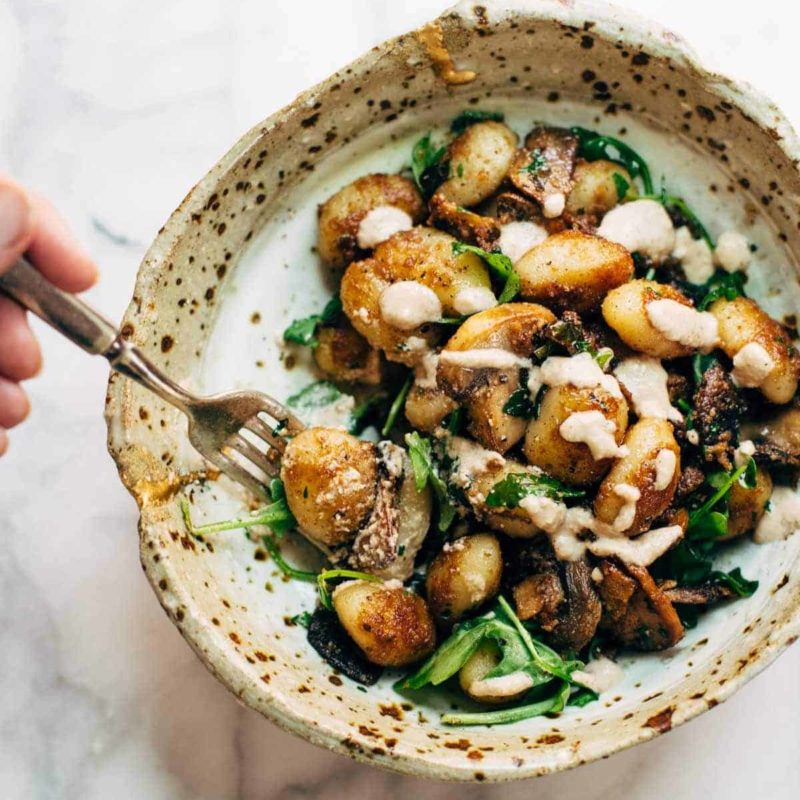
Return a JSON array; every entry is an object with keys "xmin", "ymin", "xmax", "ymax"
[
  {"xmin": 709, "ymin": 296, "xmax": 800, "ymax": 404},
  {"xmin": 722, "ymin": 466, "xmax": 773, "ymax": 540},
  {"xmin": 515, "ymin": 231, "xmax": 634, "ymax": 313},
  {"xmin": 332, "ymin": 581, "xmax": 436, "ymax": 666},
  {"xmin": 566, "ymin": 160, "xmax": 634, "ymax": 216},
  {"xmin": 404, "ymin": 382, "xmax": 458, "ymax": 434},
  {"xmin": 601, "ymin": 279, "xmax": 696, "ymax": 358},
  {"xmin": 280, "ymin": 427, "xmax": 377, "ymax": 547},
  {"xmin": 425, "ymin": 533, "xmax": 502, "ymax": 623},
  {"xmin": 523, "ymin": 384, "xmax": 629, "ymax": 486},
  {"xmin": 437, "ymin": 303, "xmax": 556, "ymax": 453},
  {"xmin": 594, "ymin": 418, "xmax": 681, "ymax": 535},
  {"xmin": 435, "ymin": 121, "xmax": 518, "ymax": 208},
  {"xmin": 313, "ymin": 322, "xmax": 382, "ymax": 385},
  {"xmin": 317, "ymin": 173, "xmax": 425, "ymax": 268}
]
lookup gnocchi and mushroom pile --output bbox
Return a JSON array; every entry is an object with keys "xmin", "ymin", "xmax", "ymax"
[{"xmin": 184, "ymin": 111, "xmax": 800, "ymax": 726}]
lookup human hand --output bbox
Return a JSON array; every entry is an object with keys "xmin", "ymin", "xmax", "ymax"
[{"xmin": 0, "ymin": 177, "xmax": 98, "ymax": 455}]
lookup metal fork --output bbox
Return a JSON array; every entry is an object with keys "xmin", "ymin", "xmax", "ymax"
[{"xmin": 0, "ymin": 257, "xmax": 305, "ymax": 501}]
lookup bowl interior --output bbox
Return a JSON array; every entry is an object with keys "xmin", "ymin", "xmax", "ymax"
[{"xmin": 107, "ymin": 1, "xmax": 800, "ymax": 781}]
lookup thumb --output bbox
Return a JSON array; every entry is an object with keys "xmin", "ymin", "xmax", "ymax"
[{"xmin": 0, "ymin": 179, "xmax": 35, "ymax": 274}]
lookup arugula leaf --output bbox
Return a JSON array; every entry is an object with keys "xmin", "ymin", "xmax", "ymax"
[
  {"xmin": 452, "ymin": 241, "xmax": 518, "ymax": 303},
  {"xmin": 655, "ymin": 194, "xmax": 714, "ymax": 249},
  {"xmin": 404, "ymin": 432, "xmax": 457, "ymax": 531},
  {"xmin": 519, "ymin": 148, "xmax": 547, "ymax": 175},
  {"xmin": 687, "ymin": 458, "xmax": 753, "ymax": 536},
  {"xmin": 450, "ymin": 109, "xmax": 504, "ymax": 134},
  {"xmin": 262, "ymin": 534, "xmax": 318, "ymax": 582},
  {"xmin": 287, "ymin": 380, "xmax": 343, "ymax": 411},
  {"xmin": 567, "ymin": 686, "xmax": 599, "ymax": 708},
  {"xmin": 283, "ymin": 295, "xmax": 342, "ymax": 348},
  {"xmin": 697, "ymin": 269, "xmax": 747, "ymax": 310},
  {"xmin": 502, "ymin": 385, "xmax": 536, "ymax": 418},
  {"xmin": 290, "ymin": 611, "xmax": 313, "ymax": 628},
  {"xmin": 381, "ymin": 374, "xmax": 413, "ymax": 437},
  {"xmin": 441, "ymin": 681, "xmax": 571, "ymax": 726},
  {"xmin": 486, "ymin": 472, "xmax": 586, "ymax": 508},
  {"xmin": 444, "ymin": 407, "xmax": 465, "ymax": 436},
  {"xmin": 317, "ymin": 569, "xmax": 382, "ymax": 610},
  {"xmin": 709, "ymin": 567, "xmax": 759, "ymax": 597},
  {"xmin": 571, "ymin": 126, "xmax": 653, "ymax": 194},
  {"xmin": 411, "ymin": 134, "xmax": 448, "ymax": 198},
  {"xmin": 612, "ymin": 171, "xmax": 632, "ymax": 201}
]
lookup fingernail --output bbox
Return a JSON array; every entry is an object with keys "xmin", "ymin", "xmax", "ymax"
[{"xmin": 0, "ymin": 183, "xmax": 34, "ymax": 250}]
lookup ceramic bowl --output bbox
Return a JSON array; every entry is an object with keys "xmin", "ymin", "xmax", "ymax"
[{"xmin": 106, "ymin": 0, "xmax": 800, "ymax": 781}]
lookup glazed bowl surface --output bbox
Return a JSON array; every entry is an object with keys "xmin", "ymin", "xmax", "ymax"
[{"xmin": 106, "ymin": 0, "xmax": 800, "ymax": 781}]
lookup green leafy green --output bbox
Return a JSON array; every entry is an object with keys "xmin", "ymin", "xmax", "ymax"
[
  {"xmin": 411, "ymin": 134, "xmax": 448, "ymax": 197},
  {"xmin": 287, "ymin": 380, "xmax": 343, "ymax": 411},
  {"xmin": 283, "ymin": 295, "xmax": 342, "ymax": 348},
  {"xmin": 708, "ymin": 567, "xmax": 759, "ymax": 598},
  {"xmin": 502, "ymin": 385, "xmax": 537, "ymax": 419},
  {"xmin": 568, "ymin": 686, "xmax": 599, "ymax": 708},
  {"xmin": 317, "ymin": 569, "xmax": 383, "ymax": 610},
  {"xmin": 450, "ymin": 109, "xmax": 504, "ymax": 134},
  {"xmin": 401, "ymin": 597, "xmax": 584, "ymax": 726},
  {"xmin": 687, "ymin": 458, "xmax": 754, "ymax": 536},
  {"xmin": 519, "ymin": 148, "xmax": 547, "ymax": 175},
  {"xmin": 612, "ymin": 171, "xmax": 632, "ymax": 201},
  {"xmin": 697, "ymin": 269, "xmax": 747, "ymax": 310},
  {"xmin": 381, "ymin": 374, "xmax": 413, "ymax": 437},
  {"xmin": 571, "ymin": 126, "xmax": 653, "ymax": 194},
  {"xmin": 404, "ymin": 432, "xmax": 457, "ymax": 531},
  {"xmin": 291, "ymin": 611, "xmax": 313, "ymax": 628},
  {"xmin": 262, "ymin": 534, "xmax": 318, "ymax": 582},
  {"xmin": 486, "ymin": 471, "xmax": 586, "ymax": 508},
  {"xmin": 452, "ymin": 241, "xmax": 518, "ymax": 303},
  {"xmin": 545, "ymin": 318, "xmax": 614, "ymax": 368},
  {"xmin": 444, "ymin": 407, "xmax": 465, "ymax": 436}
]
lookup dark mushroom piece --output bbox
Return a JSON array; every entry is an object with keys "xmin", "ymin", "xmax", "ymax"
[
  {"xmin": 427, "ymin": 194, "xmax": 499, "ymax": 250},
  {"xmin": 693, "ymin": 362, "xmax": 744, "ymax": 470},
  {"xmin": 597, "ymin": 559, "xmax": 684, "ymax": 651}
]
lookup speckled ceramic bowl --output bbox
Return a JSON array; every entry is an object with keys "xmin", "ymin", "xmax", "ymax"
[{"xmin": 106, "ymin": 0, "xmax": 800, "ymax": 782}]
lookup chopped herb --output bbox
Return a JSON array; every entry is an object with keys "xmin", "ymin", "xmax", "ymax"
[
  {"xmin": 519, "ymin": 148, "xmax": 547, "ymax": 175},
  {"xmin": 450, "ymin": 109, "xmax": 504, "ymax": 134},
  {"xmin": 687, "ymin": 458, "xmax": 755, "ymax": 536},
  {"xmin": 444, "ymin": 407, "xmax": 465, "ymax": 436},
  {"xmin": 697, "ymin": 269, "xmax": 747, "ymax": 310},
  {"xmin": 381, "ymin": 374, "xmax": 413, "ymax": 437},
  {"xmin": 317, "ymin": 569, "xmax": 382, "ymax": 610},
  {"xmin": 283, "ymin": 294, "xmax": 342, "ymax": 348},
  {"xmin": 709, "ymin": 566, "xmax": 759, "ymax": 597},
  {"xmin": 571, "ymin": 126, "xmax": 653, "ymax": 194},
  {"xmin": 612, "ymin": 171, "xmax": 632, "ymax": 202},
  {"xmin": 545, "ymin": 318, "xmax": 614, "ymax": 369},
  {"xmin": 291, "ymin": 611, "xmax": 313, "ymax": 628},
  {"xmin": 456, "ymin": 163, "xmax": 464, "ymax": 178},
  {"xmin": 411, "ymin": 134, "xmax": 448, "ymax": 198},
  {"xmin": 502, "ymin": 384, "xmax": 536, "ymax": 419},
  {"xmin": 486, "ymin": 471, "xmax": 586, "ymax": 508},
  {"xmin": 452, "ymin": 241, "xmax": 519, "ymax": 303},
  {"xmin": 532, "ymin": 384, "xmax": 548, "ymax": 418},
  {"xmin": 405, "ymin": 432, "xmax": 458, "ymax": 531}
]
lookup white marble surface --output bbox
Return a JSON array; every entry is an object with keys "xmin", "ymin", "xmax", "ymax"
[{"xmin": 1, "ymin": 0, "xmax": 799, "ymax": 797}]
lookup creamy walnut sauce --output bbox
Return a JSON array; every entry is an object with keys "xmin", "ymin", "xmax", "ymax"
[{"xmin": 645, "ymin": 299, "xmax": 719, "ymax": 352}]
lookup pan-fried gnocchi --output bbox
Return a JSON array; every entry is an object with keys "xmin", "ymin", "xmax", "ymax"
[{"xmin": 191, "ymin": 111, "xmax": 799, "ymax": 726}]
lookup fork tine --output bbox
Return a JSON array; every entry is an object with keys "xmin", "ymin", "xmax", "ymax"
[
  {"xmin": 215, "ymin": 450, "xmax": 273, "ymax": 498},
  {"xmin": 245, "ymin": 415, "xmax": 289, "ymax": 453},
  {"xmin": 255, "ymin": 397, "xmax": 305, "ymax": 435},
  {"xmin": 228, "ymin": 433, "xmax": 280, "ymax": 478}
]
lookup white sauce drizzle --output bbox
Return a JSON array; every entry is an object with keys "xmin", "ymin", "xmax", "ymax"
[
  {"xmin": 439, "ymin": 348, "xmax": 532, "ymax": 370},
  {"xmin": 560, "ymin": 411, "xmax": 628, "ymax": 460},
  {"xmin": 686, "ymin": 429, "xmax": 700, "ymax": 446},
  {"xmin": 754, "ymin": 486, "xmax": 800, "ymax": 543},
  {"xmin": 356, "ymin": 205, "xmax": 413, "ymax": 248},
  {"xmin": 468, "ymin": 671, "xmax": 534, "ymax": 699},
  {"xmin": 672, "ymin": 225, "xmax": 714, "ymax": 284},
  {"xmin": 653, "ymin": 448, "xmax": 677, "ymax": 491},
  {"xmin": 597, "ymin": 199, "xmax": 675, "ymax": 261},
  {"xmin": 572, "ymin": 657, "xmax": 624, "ymax": 695},
  {"xmin": 645, "ymin": 299, "xmax": 719, "ymax": 352},
  {"xmin": 448, "ymin": 436, "xmax": 506, "ymax": 489},
  {"xmin": 519, "ymin": 495, "xmax": 683, "ymax": 565},
  {"xmin": 614, "ymin": 356, "xmax": 683, "ymax": 423},
  {"xmin": 379, "ymin": 281, "xmax": 442, "ymax": 330},
  {"xmin": 452, "ymin": 286, "xmax": 497, "ymax": 315},
  {"xmin": 731, "ymin": 342, "xmax": 775, "ymax": 388},
  {"xmin": 714, "ymin": 230, "xmax": 751, "ymax": 273},
  {"xmin": 542, "ymin": 192, "xmax": 566, "ymax": 219},
  {"xmin": 498, "ymin": 220, "xmax": 548, "ymax": 263},
  {"xmin": 734, "ymin": 439, "xmax": 756, "ymax": 469},
  {"xmin": 414, "ymin": 350, "xmax": 440, "ymax": 389},
  {"xmin": 612, "ymin": 483, "xmax": 641, "ymax": 532},
  {"xmin": 539, "ymin": 351, "xmax": 622, "ymax": 398}
]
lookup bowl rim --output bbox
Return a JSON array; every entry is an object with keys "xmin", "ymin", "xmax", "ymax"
[{"xmin": 106, "ymin": 0, "xmax": 800, "ymax": 782}]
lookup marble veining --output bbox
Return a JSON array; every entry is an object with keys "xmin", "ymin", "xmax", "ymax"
[{"xmin": 0, "ymin": 0, "xmax": 798, "ymax": 797}]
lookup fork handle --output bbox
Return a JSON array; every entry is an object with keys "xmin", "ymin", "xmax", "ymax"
[{"xmin": 0, "ymin": 256, "xmax": 193, "ymax": 413}]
